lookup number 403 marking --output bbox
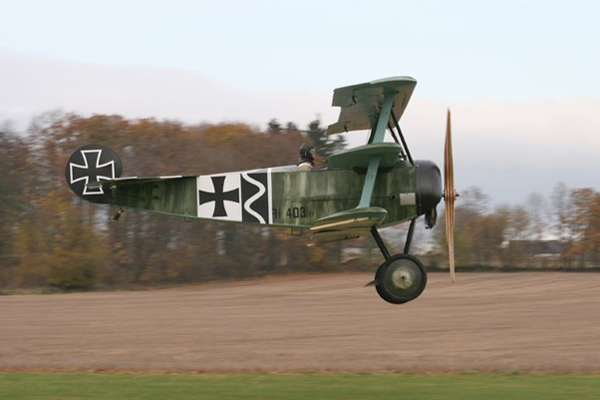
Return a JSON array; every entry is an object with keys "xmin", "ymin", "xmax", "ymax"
[{"xmin": 272, "ymin": 207, "xmax": 313, "ymax": 219}]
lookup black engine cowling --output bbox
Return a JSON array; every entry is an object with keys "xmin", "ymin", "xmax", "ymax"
[{"xmin": 415, "ymin": 160, "xmax": 442, "ymax": 227}]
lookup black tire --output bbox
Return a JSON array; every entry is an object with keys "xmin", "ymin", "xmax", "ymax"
[{"xmin": 375, "ymin": 254, "xmax": 427, "ymax": 304}]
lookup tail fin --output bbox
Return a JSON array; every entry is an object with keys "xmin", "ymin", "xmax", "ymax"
[{"xmin": 64, "ymin": 144, "xmax": 123, "ymax": 204}]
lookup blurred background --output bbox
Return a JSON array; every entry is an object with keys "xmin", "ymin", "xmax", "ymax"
[
  {"xmin": 1, "ymin": 0, "xmax": 599, "ymax": 291},
  {"xmin": 1, "ymin": 114, "xmax": 599, "ymax": 291}
]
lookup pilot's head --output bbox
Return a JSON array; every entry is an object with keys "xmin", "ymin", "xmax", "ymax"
[{"xmin": 299, "ymin": 143, "xmax": 315, "ymax": 164}]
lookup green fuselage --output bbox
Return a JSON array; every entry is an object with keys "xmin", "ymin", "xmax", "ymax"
[
  {"xmin": 269, "ymin": 163, "xmax": 417, "ymax": 227},
  {"xmin": 111, "ymin": 160, "xmax": 430, "ymax": 228}
]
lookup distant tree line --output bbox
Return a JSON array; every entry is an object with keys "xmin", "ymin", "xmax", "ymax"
[
  {"xmin": 0, "ymin": 113, "xmax": 347, "ymax": 290},
  {"xmin": 0, "ymin": 113, "xmax": 599, "ymax": 291},
  {"xmin": 432, "ymin": 185, "xmax": 600, "ymax": 270}
]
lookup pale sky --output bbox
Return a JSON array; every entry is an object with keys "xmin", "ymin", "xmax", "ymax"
[{"xmin": 1, "ymin": 0, "xmax": 599, "ymax": 206}]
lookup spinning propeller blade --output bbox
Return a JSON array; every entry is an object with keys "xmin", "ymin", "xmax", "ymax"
[{"xmin": 444, "ymin": 110, "xmax": 456, "ymax": 282}]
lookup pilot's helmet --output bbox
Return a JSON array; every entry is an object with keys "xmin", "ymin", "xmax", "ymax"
[{"xmin": 299, "ymin": 143, "xmax": 315, "ymax": 161}]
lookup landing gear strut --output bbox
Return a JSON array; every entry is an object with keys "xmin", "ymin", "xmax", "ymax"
[{"xmin": 370, "ymin": 222, "xmax": 427, "ymax": 304}]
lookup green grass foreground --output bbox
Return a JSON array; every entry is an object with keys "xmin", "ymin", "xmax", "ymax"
[{"xmin": 1, "ymin": 373, "xmax": 599, "ymax": 400}]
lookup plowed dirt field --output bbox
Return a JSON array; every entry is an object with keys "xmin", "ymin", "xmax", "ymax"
[{"xmin": 1, "ymin": 273, "xmax": 599, "ymax": 372}]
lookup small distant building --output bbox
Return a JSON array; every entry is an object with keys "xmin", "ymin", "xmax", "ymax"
[{"xmin": 508, "ymin": 240, "xmax": 563, "ymax": 267}]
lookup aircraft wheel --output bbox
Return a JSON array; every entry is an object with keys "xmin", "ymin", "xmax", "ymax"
[{"xmin": 375, "ymin": 254, "xmax": 427, "ymax": 304}]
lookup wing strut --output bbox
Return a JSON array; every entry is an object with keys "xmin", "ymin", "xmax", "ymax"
[
  {"xmin": 367, "ymin": 93, "xmax": 395, "ymax": 144},
  {"xmin": 386, "ymin": 122, "xmax": 400, "ymax": 144},
  {"xmin": 390, "ymin": 109, "xmax": 414, "ymax": 166},
  {"xmin": 359, "ymin": 92, "xmax": 396, "ymax": 208},
  {"xmin": 357, "ymin": 157, "xmax": 381, "ymax": 208},
  {"xmin": 365, "ymin": 96, "xmax": 414, "ymax": 166}
]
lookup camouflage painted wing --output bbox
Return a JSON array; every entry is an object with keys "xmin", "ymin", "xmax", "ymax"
[
  {"xmin": 327, "ymin": 76, "xmax": 417, "ymax": 135},
  {"xmin": 310, "ymin": 206, "xmax": 388, "ymax": 242}
]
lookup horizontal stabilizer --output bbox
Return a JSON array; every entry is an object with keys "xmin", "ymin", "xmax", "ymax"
[
  {"xmin": 328, "ymin": 143, "xmax": 402, "ymax": 170},
  {"xmin": 86, "ymin": 175, "xmax": 188, "ymax": 190}
]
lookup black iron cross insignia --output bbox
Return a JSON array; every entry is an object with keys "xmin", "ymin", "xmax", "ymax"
[
  {"xmin": 69, "ymin": 149, "xmax": 116, "ymax": 195},
  {"xmin": 199, "ymin": 176, "xmax": 239, "ymax": 217}
]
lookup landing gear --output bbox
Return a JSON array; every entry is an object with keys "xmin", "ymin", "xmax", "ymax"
[
  {"xmin": 375, "ymin": 254, "xmax": 427, "ymax": 304},
  {"xmin": 370, "ymin": 222, "xmax": 427, "ymax": 304}
]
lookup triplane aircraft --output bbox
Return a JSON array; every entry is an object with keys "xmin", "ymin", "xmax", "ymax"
[{"xmin": 65, "ymin": 76, "xmax": 457, "ymax": 305}]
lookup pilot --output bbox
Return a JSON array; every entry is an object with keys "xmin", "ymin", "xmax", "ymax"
[{"xmin": 298, "ymin": 143, "xmax": 316, "ymax": 171}]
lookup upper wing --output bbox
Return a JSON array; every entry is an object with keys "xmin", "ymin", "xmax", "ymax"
[{"xmin": 327, "ymin": 76, "xmax": 417, "ymax": 134}]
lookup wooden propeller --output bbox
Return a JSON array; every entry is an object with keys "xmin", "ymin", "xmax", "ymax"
[{"xmin": 444, "ymin": 109, "xmax": 456, "ymax": 282}]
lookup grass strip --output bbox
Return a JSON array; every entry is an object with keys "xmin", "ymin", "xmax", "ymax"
[{"xmin": 1, "ymin": 372, "xmax": 599, "ymax": 400}]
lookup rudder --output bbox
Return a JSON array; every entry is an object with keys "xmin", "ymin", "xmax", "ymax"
[{"xmin": 64, "ymin": 144, "xmax": 123, "ymax": 204}]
